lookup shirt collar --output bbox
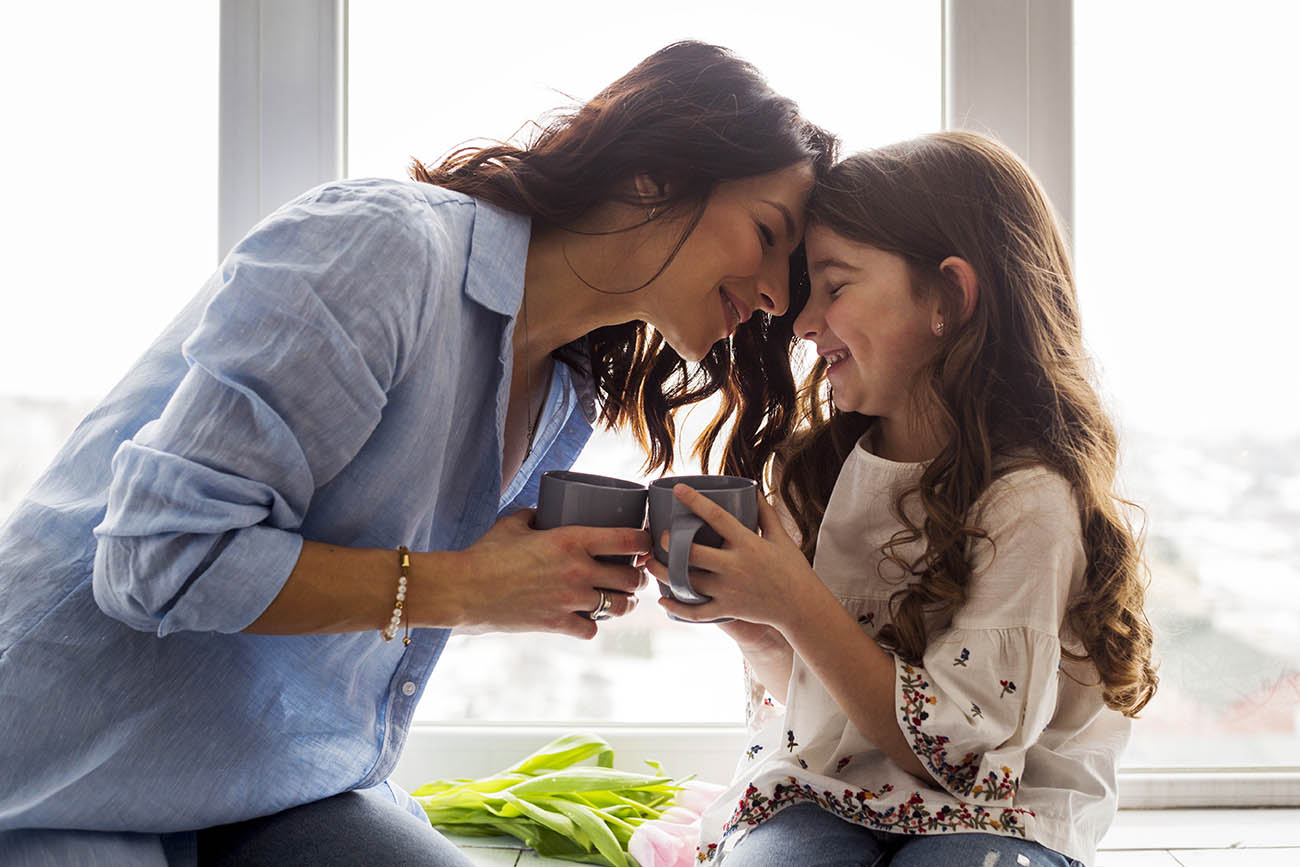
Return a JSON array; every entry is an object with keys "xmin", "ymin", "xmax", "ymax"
[{"xmin": 464, "ymin": 198, "xmax": 531, "ymax": 316}]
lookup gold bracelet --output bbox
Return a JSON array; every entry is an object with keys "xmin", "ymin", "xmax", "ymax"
[{"xmin": 381, "ymin": 545, "xmax": 411, "ymax": 646}]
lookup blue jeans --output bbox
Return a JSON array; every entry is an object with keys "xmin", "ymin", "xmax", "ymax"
[
  {"xmin": 0, "ymin": 785, "xmax": 471, "ymax": 867},
  {"xmin": 195, "ymin": 784, "xmax": 473, "ymax": 866},
  {"xmin": 725, "ymin": 803, "xmax": 1083, "ymax": 867}
]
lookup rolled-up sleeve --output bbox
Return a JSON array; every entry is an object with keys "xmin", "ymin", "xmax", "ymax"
[{"xmin": 93, "ymin": 182, "xmax": 439, "ymax": 635}]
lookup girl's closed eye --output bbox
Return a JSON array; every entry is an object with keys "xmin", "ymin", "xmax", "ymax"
[{"xmin": 757, "ymin": 222, "xmax": 777, "ymax": 248}]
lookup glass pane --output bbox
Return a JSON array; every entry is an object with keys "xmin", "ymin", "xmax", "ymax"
[
  {"xmin": 1075, "ymin": 1, "xmax": 1300, "ymax": 767},
  {"xmin": 0, "ymin": 4, "xmax": 218, "ymax": 518},
  {"xmin": 348, "ymin": 1, "xmax": 942, "ymax": 722}
]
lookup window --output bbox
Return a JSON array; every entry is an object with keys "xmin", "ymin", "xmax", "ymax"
[
  {"xmin": 1074, "ymin": 1, "xmax": 1300, "ymax": 768},
  {"xmin": 347, "ymin": 0, "xmax": 942, "ymax": 724},
  {"xmin": 6, "ymin": 0, "xmax": 1294, "ymax": 800},
  {"xmin": 0, "ymin": 2, "xmax": 218, "ymax": 518}
]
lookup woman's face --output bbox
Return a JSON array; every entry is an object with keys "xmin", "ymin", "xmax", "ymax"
[
  {"xmin": 636, "ymin": 162, "xmax": 815, "ymax": 363},
  {"xmin": 796, "ymin": 225, "xmax": 938, "ymax": 422}
]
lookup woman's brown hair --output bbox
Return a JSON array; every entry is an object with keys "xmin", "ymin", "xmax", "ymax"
[
  {"xmin": 412, "ymin": 41, "xmax": 836, "ymax": 482},
  {"xmin": 779, "ymin": 131, "xmax": 1157, "ymax": 717}
]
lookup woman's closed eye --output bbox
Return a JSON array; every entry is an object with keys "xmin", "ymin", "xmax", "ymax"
[{"xmin": 757, "ymin": 222, "xmax": 777, "ymax": 248}]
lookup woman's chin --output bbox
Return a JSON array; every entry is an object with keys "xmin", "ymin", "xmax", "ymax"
[{"xmin": 662, "ymin": 334, "xmax": 716, "ymax": 365}]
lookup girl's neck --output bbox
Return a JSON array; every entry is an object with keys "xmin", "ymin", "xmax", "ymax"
[{"xmin": 872, "ymin": 415, "xmax": 946, "ymax": 464}]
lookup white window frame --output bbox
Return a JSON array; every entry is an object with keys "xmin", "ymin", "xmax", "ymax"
[
  {"xmin": 218, "ymin": 0, "xmax": 1299, "ymax": 809},
  {"xmin": 218, "ymin": 0, "xmax": 346, "ymax": 258}
]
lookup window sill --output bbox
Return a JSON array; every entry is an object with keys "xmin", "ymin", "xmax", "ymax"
[{"xmin": 394, "ymin": 723, "xmax": 1300, "ymax": 810}]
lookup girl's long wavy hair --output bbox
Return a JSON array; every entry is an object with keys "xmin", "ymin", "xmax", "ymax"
[
  {"xmin": 412, "ymin": 41, "xmax": 836, "ymax": 481},
  {"xmin": 779, "ymin": 131, "xmax": 1157, "ymax": 717}
]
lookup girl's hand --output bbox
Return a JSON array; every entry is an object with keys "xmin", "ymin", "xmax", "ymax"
[
  {"xmin": 449, "ymin": 509, "xmax": 650, "ymax": 639},
  {"xmin": 646, "ymin": 484, "xmax": 821, "ymax": 632}
]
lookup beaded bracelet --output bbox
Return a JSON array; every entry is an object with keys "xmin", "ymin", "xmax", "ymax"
[{"xmin": 381, "ymin": 545, "xmax": 411, "ymax": 646}]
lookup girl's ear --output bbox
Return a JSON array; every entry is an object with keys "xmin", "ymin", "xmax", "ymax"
[{"xmin": 938, "ymin": 256, "xmax": 979, "ymax": 328}]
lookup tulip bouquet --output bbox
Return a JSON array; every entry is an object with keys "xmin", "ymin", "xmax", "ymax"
[{"xmin": 413, "ymin": 731, "xmax": 722, "ymax": 867}]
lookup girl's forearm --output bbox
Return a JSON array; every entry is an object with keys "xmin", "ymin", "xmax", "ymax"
[
  {"xmin": 721, "ymin": 621, "xmax": 795, "ymax": 703},
  {"xmin": 780, "ymin": 584, "xmax": 935, "ymax": 783}
]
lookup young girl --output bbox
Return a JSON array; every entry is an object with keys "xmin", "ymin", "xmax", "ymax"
[{"xmin": 651, "ymin": 131, "xmax": 1157, "ymax": 867}]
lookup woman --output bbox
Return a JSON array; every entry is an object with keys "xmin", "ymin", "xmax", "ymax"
[{"xmin": 0, "ymin": 42, "xmax": 834, "ymax": 865}]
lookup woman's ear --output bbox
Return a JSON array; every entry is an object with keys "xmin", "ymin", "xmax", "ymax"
[
  {"xmin": 938, "ymin": 256, "xmax": 979, "ymax": 327},
  {"xmin": 633, "ymin": 172, "xmax": 668, "ymax": 204}
]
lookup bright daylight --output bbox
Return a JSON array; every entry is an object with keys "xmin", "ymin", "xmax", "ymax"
[{"xmin": 1, "ymin": 2, "xmax": 1297, "ymax": 866}]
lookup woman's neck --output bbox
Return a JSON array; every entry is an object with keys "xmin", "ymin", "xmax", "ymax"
[{"xmin": 516, "ymin": 223, "xmax": 644, "ymax": 368}]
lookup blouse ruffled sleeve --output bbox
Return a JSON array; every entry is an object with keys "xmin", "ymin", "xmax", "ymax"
[{"xmin": 892, "ymin": 468, "xmax": 1086, "ymax": 804}]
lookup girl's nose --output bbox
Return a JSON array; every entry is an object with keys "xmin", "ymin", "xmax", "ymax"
[{"xmin": 793, "ymin": 297, "xmax": 820, "ymax": 340}]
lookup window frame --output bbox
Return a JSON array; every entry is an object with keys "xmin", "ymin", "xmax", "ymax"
[{"xmin": 218, "ymin": 0, "xmax": 1300, "ymax": 808}]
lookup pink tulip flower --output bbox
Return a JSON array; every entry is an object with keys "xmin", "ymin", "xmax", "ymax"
[{"xmin": 628, "ymin": 780, "xmax": 725, "ymax": 867}]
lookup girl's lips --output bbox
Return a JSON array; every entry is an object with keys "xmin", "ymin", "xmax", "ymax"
[{"xmin": 823, "ymin": 348, "xmax": 852, "ymax": 374}]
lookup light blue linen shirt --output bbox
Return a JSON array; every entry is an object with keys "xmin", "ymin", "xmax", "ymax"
[{"xmin": 0, "ymin": 179, "xmax": 595, "ymax": 864}]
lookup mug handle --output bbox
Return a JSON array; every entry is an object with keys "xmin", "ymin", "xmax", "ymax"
[{"xmin": 668, "ymin": 512, "xmax": 712, "ymax": 604}]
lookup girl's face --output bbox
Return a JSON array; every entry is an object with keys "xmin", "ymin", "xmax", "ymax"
[
  {"xmin": 796, "ymin": 225, "xmax": 940, "ymax": 436},
  {"xmin": 635, "ymin": 162, "xmax": 815, "ymax": 362}
]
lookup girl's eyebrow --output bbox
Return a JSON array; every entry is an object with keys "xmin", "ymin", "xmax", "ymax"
[
  {"xmin": 811, "ymin": 256, "xmax": 860, "ymax": 273},
  {"xmin": 761, "ymin": 199, "xmax": 796, "ymax": 239}
]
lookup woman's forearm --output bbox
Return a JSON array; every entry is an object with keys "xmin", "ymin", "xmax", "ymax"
[{"xmin": 244, "ymin": 540, "xmax": 469, "ymax": 635}]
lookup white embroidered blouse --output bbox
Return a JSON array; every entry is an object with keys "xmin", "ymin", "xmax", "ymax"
[{"xmin": 696, "ymin": 441, "xmax": 1130, "ymax": 867}]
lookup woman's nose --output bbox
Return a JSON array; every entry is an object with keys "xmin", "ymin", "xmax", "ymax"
[{"xmin": 756, "ymin": 262, "xmax": 789, "ymax": 317}]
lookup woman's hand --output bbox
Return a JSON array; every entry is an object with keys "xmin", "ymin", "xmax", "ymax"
[
  {"xmin": 434, "ymin": 509, "xmax": 650, "ymax": 639},
  {"xmin": 645, "ymin": 484, "xmax": 823, "ymax": 633}
]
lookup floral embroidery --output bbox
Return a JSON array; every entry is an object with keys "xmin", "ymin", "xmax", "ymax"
[
  {"xmin": 899, "ymin": 664, "xmax": 1020, "ymax": 801},
  {"xmin": 970, "ymin": 702, "xmax": 983, "ymax": 719},
  {"xmin": 857, "ymin": 612, "xmax": 875, "ymax": 627},
  {"xmin": 971, "ymin": 766, "xmax": 1020, "ymax": 801},
  {"xmin": 796, "ymin": 756, "xmax": 808, "ymax": 769},
  {"xmin": 746, "ymin": 744, "xmax": 764, "ymax": 760},
  {"xmin": 953, "ymin": 648, "xmax": 970, "ymax": 667},
  {"xmin": 999, "ymin": 680, "xmax": 1017, "ymax": 698},
  {"xmin": 699, "ymin": 778, "xmax": 1034, "ymax": 861},
  {"xmin": 785, "ymin": 730, "xmax": 799, "ymax": 752},
  {"xmin": 836, "ymin": 756, "xmax": 853, "ymax": 774},
  {"xmin": 763, "ymin": 697, "xmax": 775, "ymax": 707}
]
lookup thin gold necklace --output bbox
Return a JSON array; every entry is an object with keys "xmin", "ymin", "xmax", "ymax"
[{"xmin": 522, "ymin": 296, "xmax": 536, "ymax": 459}]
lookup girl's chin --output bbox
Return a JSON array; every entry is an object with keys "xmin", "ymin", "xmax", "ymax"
[{"xmin": 829, "ymin": 392, "xmax": 868, "ymax": 416}]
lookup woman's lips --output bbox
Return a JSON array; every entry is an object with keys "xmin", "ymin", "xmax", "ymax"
[{"xmin": 721, "ymin": 290, "xmax": 748, "ymax": 335}]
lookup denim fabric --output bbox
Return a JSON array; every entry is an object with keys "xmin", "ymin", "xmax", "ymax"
[
  {"xmin": 725, "ymin": 804, "xmax": 1084, "ymax": 867},
  {"xmin": 0, "ymin": 180, "xmax": 594, "ymax": 863},
  {"xmin": 195, "ymin": 784, "xmax": 472, "ymax": 867}
]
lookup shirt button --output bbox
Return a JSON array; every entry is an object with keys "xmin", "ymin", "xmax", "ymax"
[{"xmin": 401, "ymin": 681, "xmax": 416, "ymax": 697}]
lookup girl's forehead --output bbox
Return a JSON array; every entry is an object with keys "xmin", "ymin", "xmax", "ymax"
[{"xmin": 806, "ymin": 226, "xmax": 880, "ymax": 264}]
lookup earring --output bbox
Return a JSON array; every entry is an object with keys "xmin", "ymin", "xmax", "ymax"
[
  {"xmin": 647, "ymin": 206, "xmax": 659, "ymax": 222},
  {"xmin": 935, "ymin": 320, "xmax": 945, "ymax": 335}
]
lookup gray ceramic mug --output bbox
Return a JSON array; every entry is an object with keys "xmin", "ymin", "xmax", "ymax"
[
  {"xmin": 535, "ymin": 471, "xmax": 648, "ymax": 564},
  {"xmin": 649, "ymin": 474, "xmax": 757, "ymax": 621}
]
